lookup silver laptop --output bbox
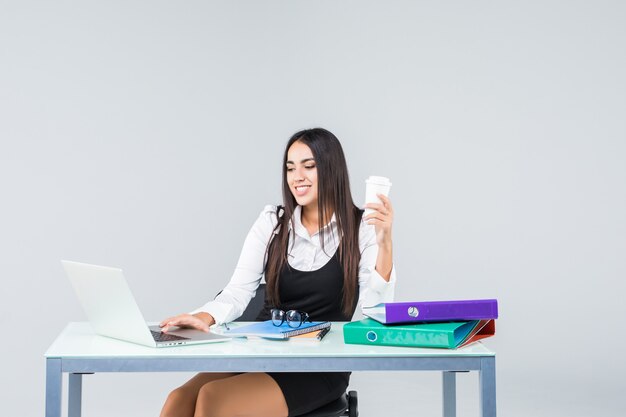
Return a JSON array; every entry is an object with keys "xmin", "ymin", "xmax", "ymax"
[{"xmin": 62, "ymin": 260, "xmax": 230, "ymax": 347}]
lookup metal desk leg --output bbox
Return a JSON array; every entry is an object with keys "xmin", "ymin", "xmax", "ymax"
[
  {"xmin": 69, "ymin": 374, "xmax": 83, "ymax": 417},
  {"xmin": 479, "ymin": 357, "xmax": 497, "ymax": 417},
  {"xmin": 45, "ymin": 358, "xmax": 62, "ymax": 417},
  {"xmin": 442, "ymin": 371, "xmax": 457, "ymax": 417}
]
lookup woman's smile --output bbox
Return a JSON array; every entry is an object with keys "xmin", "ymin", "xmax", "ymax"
[{"xmin": 294, "ymin": 184, "xmax": 311, "ymax": 196}]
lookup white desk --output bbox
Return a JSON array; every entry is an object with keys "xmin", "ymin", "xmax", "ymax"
[{"xmin": 45, "ymin": 322, "xmax": 496, "ymax": 417}]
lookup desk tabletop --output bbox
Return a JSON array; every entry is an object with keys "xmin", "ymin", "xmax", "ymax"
[{"xmin": 45, "ymin": 322, "xmax": 495, "ymax": 359}]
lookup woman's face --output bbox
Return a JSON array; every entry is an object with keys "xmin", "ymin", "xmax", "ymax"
[{"xmin": 286, "ymin": 141, "xmax": 318, "ymax": 208}]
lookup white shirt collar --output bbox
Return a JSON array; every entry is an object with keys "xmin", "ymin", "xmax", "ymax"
[{"xmin": 292, "ymin": 205, "xmax": 337, "ymax": 239}]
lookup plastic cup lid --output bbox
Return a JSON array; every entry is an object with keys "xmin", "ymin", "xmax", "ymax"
[{"xmin": 366, "ymin": 176, "xmax": 392, "ymax": 185}]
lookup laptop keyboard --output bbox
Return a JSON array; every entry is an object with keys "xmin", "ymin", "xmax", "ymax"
[{"xmin": 151, "ymin": 330, "xmax": 190, "ymax": 342}]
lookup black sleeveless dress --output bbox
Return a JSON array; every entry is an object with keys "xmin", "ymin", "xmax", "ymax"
[{"xmin": 256, "ymin": 250, "xmax": 357, "ymax": 417}]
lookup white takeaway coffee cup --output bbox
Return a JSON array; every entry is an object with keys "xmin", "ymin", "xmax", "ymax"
[{"xmin": 364, "ymin": 176, "xmax": 392, "ymax": 216}]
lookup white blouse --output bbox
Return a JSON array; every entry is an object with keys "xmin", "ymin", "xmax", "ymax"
[{"xmin": 192, "ymin": 205, "xmax": 396, "ymax": 325}]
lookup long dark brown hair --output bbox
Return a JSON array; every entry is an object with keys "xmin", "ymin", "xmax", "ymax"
[{"xmin": 264, "ymin": 128, "xmax": 363, "ymax": 317}]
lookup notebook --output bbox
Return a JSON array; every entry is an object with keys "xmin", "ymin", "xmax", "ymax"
[
  {"xmin": 290, "ymin": 327, "xmax": 331, "ymax": 341},
  {"xmin": 62, "ymin": 260, "xmax": 231, "ymax": 347},
  {"xmin": 225, "ymin": 320, "xmax": 331, "ymax": 339}
]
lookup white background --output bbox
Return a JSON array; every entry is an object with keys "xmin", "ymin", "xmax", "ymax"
[{"xmin": 1, "ymin": 1, "xmax": 625, "ymax": 416}]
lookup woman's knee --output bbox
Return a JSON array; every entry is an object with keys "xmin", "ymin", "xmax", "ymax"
[
  {"xmin": 160, "ymin": 386, "xmax": 197, "ymax": 417},
  {"xmin": 194, "ymin": 382, "xmax": 229, "ymax": 417},
  {"xmin": 195, "ymin": 383, "xmax": 218, "ymax": 415},
  {"xmin": 194, "ymin": 376, "xmax": 288, "ymax": 417}
]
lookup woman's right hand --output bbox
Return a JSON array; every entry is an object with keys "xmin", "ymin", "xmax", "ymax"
[{"xmin": 159, "ymin": 312, "xmax": 215, "ymax": 333}]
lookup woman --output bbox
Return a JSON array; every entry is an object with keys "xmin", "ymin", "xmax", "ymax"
[{"xmin": 159, "ymin": 128, "xmax": 396, "ymax": 417}]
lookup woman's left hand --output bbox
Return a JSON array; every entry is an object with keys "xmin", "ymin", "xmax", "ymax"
[{"xmin": 364, "ymin": 194, "xmax": 394, "ymax": 248}]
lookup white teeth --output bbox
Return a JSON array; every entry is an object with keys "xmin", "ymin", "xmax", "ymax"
[{"xmin": 296, "ymin": 186, "xmax": 310, "ymax": 191}]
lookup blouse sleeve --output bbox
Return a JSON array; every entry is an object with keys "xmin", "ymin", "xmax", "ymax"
[
  {"xmin": 190, "ymin": 205, "xmax": 278, "ymax": 325},
  {"xmin": 357, "ymin": 220, "xmax": 397, "ymax": 311}
]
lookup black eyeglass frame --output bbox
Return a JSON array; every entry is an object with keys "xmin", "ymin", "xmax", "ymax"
[{"xmin": 270, "ymin": 308, "xmax": 311, "ymax": 328}]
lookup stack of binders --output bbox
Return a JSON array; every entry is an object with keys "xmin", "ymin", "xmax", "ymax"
[{"xmin": 343, "ymin": 299, "xmax": 498, "ymax": 349}]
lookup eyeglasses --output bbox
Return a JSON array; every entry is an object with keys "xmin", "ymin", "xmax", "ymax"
[{"xmin": 271, "ymin": 308, "xmax": 311, "ymax": 328}]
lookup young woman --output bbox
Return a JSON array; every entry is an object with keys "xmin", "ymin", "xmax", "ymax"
[{"xmin": 159, "ymin": 128, "xmax": 396, "ymax": 417}]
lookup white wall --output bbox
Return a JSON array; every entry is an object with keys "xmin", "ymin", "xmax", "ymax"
[{"xmin": 1, "ymin": 1, "xmax": 624, "ymax": 416}]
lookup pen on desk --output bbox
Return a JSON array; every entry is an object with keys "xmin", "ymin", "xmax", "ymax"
[{"xmin": 317, "ymin": 327, "xmax": 330, "ymax": 341}]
